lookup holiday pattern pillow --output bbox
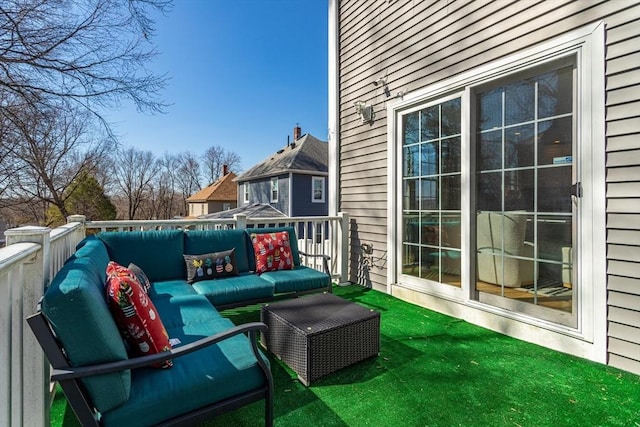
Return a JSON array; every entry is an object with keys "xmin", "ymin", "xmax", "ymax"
[
  {"xmin": 183, "ymin": 248, "xmax": 238, "ymax": 284},
  {"xmin": 106, "ymin": 261, "xmax": 172, "ymax": 368},
  {"xmin": 250, "ymin": 231, "xmax": 294, "ymax": 274}
]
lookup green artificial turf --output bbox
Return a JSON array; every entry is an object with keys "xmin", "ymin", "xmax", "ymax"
[{"xmin": 51, "ymin": 285, "xmax": 640, "ymax": 427}]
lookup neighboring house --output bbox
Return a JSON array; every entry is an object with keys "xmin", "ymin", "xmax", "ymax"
[
  {"xmin": 186, "ymin": 167, "xmax": 237, "ymax": 218},
  {"xmin": 328, "ymin": 1, "xmax": 639, "ymax": 374},
  {"xmin": 234, "ymin": 126, "xmax": 329, "ymax": 217}
]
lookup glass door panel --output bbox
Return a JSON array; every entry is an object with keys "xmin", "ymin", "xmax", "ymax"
[
  {"xmin": 474, "ymin": 64, "xmax": 576, "ymax": 326},
  {"xmin": 401, "ymin": 98, "xmax": 462, "ymax": 287}
]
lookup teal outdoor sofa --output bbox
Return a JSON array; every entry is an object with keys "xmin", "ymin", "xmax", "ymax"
[{"xmin": 27, "ymin": 226, "xmax": 331, "ymax": 426}]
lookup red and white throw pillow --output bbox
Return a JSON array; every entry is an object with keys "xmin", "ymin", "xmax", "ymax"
[
  {"xmin": 251, "ymin": 231, "xmax": 294, "ymax": 274},
  {"xmin": 106, "ymin": 261, "xmax": 172, "ymax": 368}
]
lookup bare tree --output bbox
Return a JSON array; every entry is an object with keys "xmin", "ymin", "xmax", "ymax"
[
  {"xmin": 112, "ymin": 147, "xmax": 160, "ymax": 219},
  {"xmin": 0, "ymin": 0, "xmax": 172, "ymax": 225},
  {"xmin": 175, "ymin": 152, "xmax": 201, "ymax": 216},
  {"xmin": 0, "ymin": 0, "xmax": 171, "ymax": 118},
  {"xmin": 203, "ymin": 145, "xmax": 242, "ymax": 184},
  {"xmin": 151, "ymin": 153, "xmax": 182, "ymax": 218},
  {"xmin": 2, "ymin": 100, "xmax": 114, "ymax": 223}
]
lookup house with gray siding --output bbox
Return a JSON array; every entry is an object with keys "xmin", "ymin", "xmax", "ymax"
[
  {"xmin": 235, "ymin": 126, "xmax": 329, "ymax": 217},
  {"xmin": 328, "ymin": 0, "xmax": 639, "ymax": 375}
]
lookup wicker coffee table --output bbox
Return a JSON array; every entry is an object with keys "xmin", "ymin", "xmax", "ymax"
[{"xmin": 260, "ymin": 292, "xmax": 380, "ymax": 386}]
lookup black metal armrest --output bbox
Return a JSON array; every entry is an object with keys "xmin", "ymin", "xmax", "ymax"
[
  {"xmin": 299, "ymin": 251, "xmax": 331, "ymax": 276},
  {"xmin": 51, "ymin": 322, "xmax": 268, "ymax": 381}
]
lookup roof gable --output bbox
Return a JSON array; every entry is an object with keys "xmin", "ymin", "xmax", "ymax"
[
  {"xmin": 235, "ymin": 134, "xmax": 328, "ymax": 181},
  {"xmin": 186, "ymin": 172, "xmax": 238, "ymax": 202}
]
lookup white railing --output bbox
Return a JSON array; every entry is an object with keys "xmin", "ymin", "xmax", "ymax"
[
  {"xmin": 1, "ymin": 221, "xmax": 86, "ymax": 427},
  {"xmin": 0, "ymin": 212, "xmax": 348, "ymax": 427}
]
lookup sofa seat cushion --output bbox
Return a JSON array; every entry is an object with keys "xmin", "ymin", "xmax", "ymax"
[
  {"xmin": 191, "ymin": 273, "xmax": 275, "ymax": 307},
  {"xmin": 100, "ymin": 318, "xmax": 269, "ymax": 427},
  {"xmin": 42, "ymin": 259, "xmax": 130, "ymax": 413},
  {"xmin": 152, "ymin": 294, "xmax": 223, "ymax": 330},
  {"xmin": 260, "ymin": 265, "xmax": 330, "ymax": 293},
  {"xmin": 98, "ymin": 230, "xmax": 185, "ymax": 282},
  {"xmin": 148, "ymin": 279, "xmax": 198, "ymax": 300}
]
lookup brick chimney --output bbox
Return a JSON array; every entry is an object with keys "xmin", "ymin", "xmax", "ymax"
[
  {"xmin": 222, "ymin": 164, "xmax": 228, "ymax": 176},
  {"xmin": 293, "ymin": 124, "xmax": 301, "ymax": 141}
]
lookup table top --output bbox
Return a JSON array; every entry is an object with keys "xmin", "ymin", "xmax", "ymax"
[{"xmin": 261, "ymin": 293, "xmax": 379, "ymax": 336}]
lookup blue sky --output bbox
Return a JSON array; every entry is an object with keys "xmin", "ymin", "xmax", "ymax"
[{"xmin": 105, "ymin": 0, "xmax": 328, "ymax": 173}]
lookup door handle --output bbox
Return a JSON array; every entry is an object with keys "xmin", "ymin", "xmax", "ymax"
[{"xmin": 570, "ymin": 182, "xmax": 582, "ymax": 198}]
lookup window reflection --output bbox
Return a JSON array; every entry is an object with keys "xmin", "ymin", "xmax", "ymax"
[
  {"xmin": 475, "ymin": 62, "xmax": 575, "ymax": 317},
  {"xmin": 402, "ymin": 97, "xmax": 462, "ymax": 287}
]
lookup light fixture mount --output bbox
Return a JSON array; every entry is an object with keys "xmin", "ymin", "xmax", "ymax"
[{"xmin": 354, "ymin": 100, "xmax": 374, "ymax": 123}]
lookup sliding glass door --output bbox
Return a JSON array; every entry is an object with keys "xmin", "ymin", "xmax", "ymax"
[
  {"xmin": 398, "ymin": 58, "xmax": 578, "ymax": 327},
  {"xmin": 474, "ymin": 60, "xmax": 576, "ymax": 327}
]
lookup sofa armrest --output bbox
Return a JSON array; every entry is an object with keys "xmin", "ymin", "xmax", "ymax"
[
  {"xmin": 299, "ymin": 251, "xmax": 331, "ymax": 276},
  {"xmin": 49, "ymin": 322, "xmax": 268, "ymax": 381}
]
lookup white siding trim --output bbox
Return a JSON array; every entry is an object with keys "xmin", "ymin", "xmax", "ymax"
[
  {"xmin": 328, "ymin": 0, "xmax": 339, "ymax": 217},
  {"xmin": 584, "ymin": 21, "xmax": 607, "ymax": 363},
  {"xmin": 386, "ymin": 101, "xmax": 397, "ymax": 294}
]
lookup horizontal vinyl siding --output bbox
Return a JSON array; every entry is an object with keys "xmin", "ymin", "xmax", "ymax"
[
  {"xmin": 604, "ymin": 2, "xmax": 640, "ymax": 374},
  {"xmin": 337, "ymin": 0, "xmax": 640, "ymax": 372}
]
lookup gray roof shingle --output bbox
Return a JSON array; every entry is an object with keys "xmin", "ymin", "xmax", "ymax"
[
  {"xmin": 199, "ymin": 203, "xmax": 286, "ymax": 219},
  {"xmin": 234, "ymin": 133, "xmax": 328, "ymax": 181}
]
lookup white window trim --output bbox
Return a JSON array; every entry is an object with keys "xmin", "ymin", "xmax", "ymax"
[
  {"xmin": 243, "ymin": 183, "xmax": 249, "ymax": 203},
  {"xmin": 386, "ymin": 22, "xmax": 606, "ymax": 362},
  {"xmin": 312, "ymin": 176, "xmax": 326, "ymax": 203},
  {"xmin": 270, "ymin": 177, "xmax": 278, "ymax": 203}
]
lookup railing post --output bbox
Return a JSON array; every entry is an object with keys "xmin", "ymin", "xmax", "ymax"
[
  {"xmin": 4, "ymin": 226, "xmax": 52, "ymax": 427},
  {"xmin": 67, "ymin": 215, "xmax": 87, "ymax": 257},
  {"xmin": 234, "ymin": 214, "xmax": 247, "ymax": 230},
  {"xmin": 67, "ymin": 214, "xmax": 86, "ymax": 228},
  {"xmin": 337, "ymin": 212, "xmax": 349, "ymax": 284}
]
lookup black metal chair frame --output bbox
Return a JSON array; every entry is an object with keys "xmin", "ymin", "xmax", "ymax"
[{"xmin": 27, "ymin": 310, "xmax": 274, "ymax": 427}]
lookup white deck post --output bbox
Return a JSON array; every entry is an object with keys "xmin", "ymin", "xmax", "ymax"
[
  {"xmin": 4, "ymin": 226, "xmax": 52, "ymax": 427},
  {"xmin": 337, "ymin": 212, "xmax": 349, "ymax": 284},
  {"xmin": 234, "ymin": 214, "xmax": 248, "ymax": 230}
]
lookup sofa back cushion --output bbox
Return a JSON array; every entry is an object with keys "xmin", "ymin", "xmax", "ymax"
[
  {"xmin": 42, "ymin": 258, "xmax": 131, "ymax": 413},
  {"xmin": 71, "ymin": 236, "xmax": 111, "ymax": 294},
  {"xmin": 98, "ymin": 230, "xmax": 185, "ymax": 282},
  {"xmin": 74, "ymin": 235, "xmax": 111, "ymax": 267},
  {"xmin": 184, "ymin": 229, "xmax": 251, "ymax": 273},
  {"xmin": 246, "ymin": 226, "xmax": 301, "ymax": 272}
]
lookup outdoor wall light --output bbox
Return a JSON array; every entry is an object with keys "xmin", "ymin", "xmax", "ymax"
[{"xmin": 354, "ymin": 100, "xmax": 374, "ymax": 123}]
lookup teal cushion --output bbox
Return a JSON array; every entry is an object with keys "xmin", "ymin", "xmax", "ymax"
[
  {"xmin": 184, "ymin": 229, "xmax": 251, "ymax": 273},
  {"xmin": 62, "ymin": 256, "xmax": 108, "ymax": 295},
  {"xmin": 148, "ymin": 280, "xmax": 198, "ymax": 300},
  {"xmin": 100, "ymin": 318, "xmax": 269, "ymax": 427},
  {"xmin": 191, "ymin": 273, "xmax": 274, "ymax": 307},
  {"xmin": 73, "ymin": 237, "xmax": 110, "ymax": 272},
  {"xmin": 246, "ymin": 226, "xmax": 301, "ymax": 271},
  {"xmin": 43, "ymin": 260, "xmax": 130, "ymax": 413},
  {"xmin": 98, "ymin": 230, "xmax": 185, "ymax": 282},
  {"xmin": 152, "ymin": 295, "xmax": 222, "ymax": 330},
  {"xmin": 260, "ymin": 265, "xmax": 330, "ymax": 293}
]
